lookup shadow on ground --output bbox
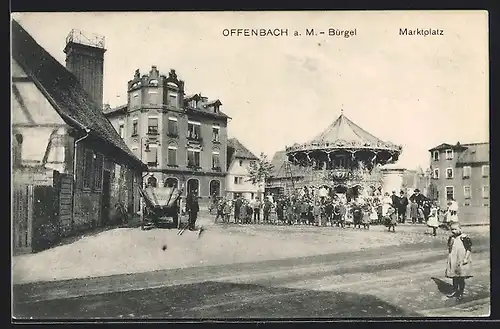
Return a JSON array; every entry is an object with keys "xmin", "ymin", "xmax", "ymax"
[
  {"xmin": 431, "ymin": 277, "xmax": 454, "ymax": 295},
  {"xmin": 14, "ymin": 281, "xmax": 421, "ymax": 319}
]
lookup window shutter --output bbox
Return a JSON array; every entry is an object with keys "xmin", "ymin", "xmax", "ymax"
[
  {"xmin": 147, "ymin": 147, "xmax": 157, "ymax": 165},
  {"xmin": 168, "ymin": 148, "xmax": 177, "ymax": 166}
]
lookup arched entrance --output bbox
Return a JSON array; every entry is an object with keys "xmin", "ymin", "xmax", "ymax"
[
  {"xmin": 147, "ymin": 176, "xmax": 158, "ymax": 187},
  {"xmin": 164, "ymin": 177, "xmax": 179, "ymax": 189},
  {"xmin": 209, "ymin": 180, "xmax": 221, "ymax": 197},
  {"xmin": 186, "ymin": 178, "xmax": 199, "ymax": 196}
]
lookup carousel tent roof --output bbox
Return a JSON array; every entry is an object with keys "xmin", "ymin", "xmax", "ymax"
[{"xmin": 311, "ymin": 114, "xmax": 389, "ymax": 145}]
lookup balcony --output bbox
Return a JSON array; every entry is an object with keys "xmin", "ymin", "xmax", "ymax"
[
  {"xmin": 187, "ymin": 136, "xmax": 203, "ymax": 143},
  {"xmin": 212, "ymin": 166, "xmax": 222, "ymax": 172},
  {"xmin": 187, "ymin": 163, "xmax": 202, "ymax": 171}
]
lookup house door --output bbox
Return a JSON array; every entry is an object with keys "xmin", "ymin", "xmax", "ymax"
[{"xmin": 101, "ymin": 171, "xmax": 111, "ymax": 226}]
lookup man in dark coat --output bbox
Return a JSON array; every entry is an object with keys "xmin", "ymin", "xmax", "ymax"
[
  {"xmin": 410, "ymin": 189, "xmax": 426, "ymax": 207},
  {"xmin": 234, "ymin": 195, "xmax": 243, "ymax": 224},
  {"xmin": 398, "ymin": 190, "xmax": 409, "ymax": 223},
  {"xmin": 391, "ymin": 191, "xmax": 400, "ymax": 208},
  {"xmin": 186, "ymin": 190, "xmax": 200, "ymax": 230}
]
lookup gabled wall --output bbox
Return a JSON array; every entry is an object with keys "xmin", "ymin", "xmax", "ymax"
[
  {"xmin": 12, "ymin": 59, "xmax": 72, "ymax": 176},
  {"xmin": 226, "ymin": 157, "xmax": 263, "ymax": 200}
]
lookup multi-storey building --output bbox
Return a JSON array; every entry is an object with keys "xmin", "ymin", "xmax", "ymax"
[
  {"xmin": 104, "ymin": 66, "xmax": 230, "ymax": 199},
  {"xmin": 429, "ymin": 142, "xmax": 489, "ymax": 217}
]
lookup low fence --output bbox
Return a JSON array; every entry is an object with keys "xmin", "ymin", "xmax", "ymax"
[{"xmin": 13, "ymin": 171, "xmax": 75, "ymax": 255}]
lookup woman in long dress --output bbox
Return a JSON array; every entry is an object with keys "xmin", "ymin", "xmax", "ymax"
[{"xmin": 445, "ymin": 222, "xmax": 473, "ymax": 300}]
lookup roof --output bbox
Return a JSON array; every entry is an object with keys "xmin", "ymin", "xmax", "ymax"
[
  {"xmin": 428, "ymin": 142, "xmax": 468, "ymax": 152},
  {"xmin": 457, "ymin": 142, "xmax": 489, "ymax": 164},
  {"xmin": 286, "ymin": 113, "xmax": 402, "ymax": 156},
  {"xmin": 269, "ymin": 150, "xmax": 306, "ymax": 178},
  {"xmin": 227, "ymin": 138, "xmax": 258, "ymax": 167},
  {"xmin": 12, "ymin": 20, "xmax": 144, "ymax": 169},
  {"xmin": 311, "ymin": 114, "xmax": 393, "ymax": 145},
  {"xmin": 103, "ymin": 104, "xmax": 127, "ymax": 115}
]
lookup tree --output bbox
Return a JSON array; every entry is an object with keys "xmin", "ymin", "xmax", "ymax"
[{"xmin": 247, "ymin": 152, "xmax": 275, "ymax": 185}]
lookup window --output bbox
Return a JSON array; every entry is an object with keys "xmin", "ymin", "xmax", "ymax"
[
  {"xmin": 132, "ymin": 119, "xmax": 138, "ymax": 136},
  {"xmin": 463, "ymin": 166, "xmax": 471, "ymax": 179},
  {"xmin": 130, "ymin": 92, "xmax": 140, "ymax": 107},
  {"xmin": 92, "ymin": 153, "xmax": 104, "ymax": 190},
  {"xmin": 239, "ymin": 160, "xmax": 243, "ymax": 166},
  {"xmin": 83, "ymin": 149, "xmax": 94, "ymax": 189},
  {"xmin": 164, "ymin": 177, "xmax": 178, "ymax": 188},
  {"xmin": 148, "ymin": 117, "xmax": 158, "ymax": 135},
  {"xmin": 212, "ymin": 151, "xmax": 220, "ymax": 169},
  {"xmin": 433, "ymin": 168, "xmax": 439, "ymax": 179},
  {"xmin": 482, "ymin": 185, "xmax": 489, "ymax": 199},
  {"xmin": 118, "ymin": 122, "xmax": 125, "ymax": 138},
  {"xmin": 187, "ymin": 121, "xmax": 201, "ymax": 140},
  {"xmin": 446, "ymin": 168, "xmax": 454, "ymax": 179},
  {"xmin": 147, "ymin": 176, "xmax": 157, "ymax": 188},
  {"xmin": 445, "ymin": 149, "xmax": 454, "ymax": 160},
  {"xmin": 482, "ymin": 165, "xmax": 489, "ymax": 177},
  {"xmin": 234, "ymin": 176, "xmax": 243, "ymax": 184},
  {"xmin": 445, "ymin": 186, "xmax": 454, "ymax": 201},
  {"xmin": 168, "ymin": 91, "xmax": 178, "ymax": 107},
  {"xmin": 187, "ymin": 149, "xmax": 201, "ymax": 168},
  {"xmin": 190, "ymin": 100, "xmax": 197, "ymax": 108},
  {"xmin": 149, "ymin": 79, "xmax": 159, "ymax": 87},
  {"xmin": 167, "ymin": 117, "xmax": 178, "ymax": 137},
  {"xmin": 167, "ymin": 146, "xmax": 177, "ymax": 166},
  {"xmin": 146, "ymin": 145, "xmax": 157, "ymax": 166},
  {"xmin": 463, "ymin": 185, "xmax": 471, "ymax": 199},
  {"xmin": 212, "ymin": 125, "xmax": 220, "ymax": 142},
  {"xmin": 432, "ymin": 151, "xmax": 439, "ymax": 161}
]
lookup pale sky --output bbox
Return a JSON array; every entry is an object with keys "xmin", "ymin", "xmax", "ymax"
[{"xmin": 12, "ymin": 11, "xmax": 489, "ymax": 170}]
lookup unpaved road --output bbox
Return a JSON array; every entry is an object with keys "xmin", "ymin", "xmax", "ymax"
[{"xmin": 13, "ymin": 232, "xmax": 490, "ymax": 319}]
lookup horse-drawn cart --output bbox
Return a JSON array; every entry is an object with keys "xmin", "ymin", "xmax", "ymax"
[{"xmin": 139, "ymin": 186, "xmax": 183, "ymax": 230}]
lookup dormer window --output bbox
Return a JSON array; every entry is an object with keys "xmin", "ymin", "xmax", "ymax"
[
  {"xmin": 167, "ymin": 82, "xmax": 178, "ymax": 89},
  {"xmin": 214, "ymin": 105, "xmax": 220, "ymax": 113},
  {"xmin": 191, "ymin": 100, "xmax": 197, "ymax": 108},
  {"xmin": 132, "ymin": 82, "xmax": 141, "ymax": 89},
  {"xmin": 149, "ymin": 79, "xmax": 159, "ymax": 87}
]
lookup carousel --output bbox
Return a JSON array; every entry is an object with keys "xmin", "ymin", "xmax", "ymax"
[{"xmin": 284, "ymin": 111, "xmax": 403, "ymax": 200}]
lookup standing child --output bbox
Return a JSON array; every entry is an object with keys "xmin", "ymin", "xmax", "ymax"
[
  {"xmin": 313, "ymin": 202, "xmax": 322, "ymax": 226},
  {"xmin": 223, "ymin": 199, "xmax": 233, "ymax": 224},
  {"xmin": 385, "ymin": 205, "xmax": 397, "ymax": 232},
  {"xmin": 445, "ymin": 222, "xmax": 472, "ymax": 300},
  {"xmin": 426, "ymin": 207, "xmax": 439, "ymax": 236}
]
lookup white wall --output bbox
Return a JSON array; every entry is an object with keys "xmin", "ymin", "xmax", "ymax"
[
  {"xmin": 226, "ymin": 157, "xmax": 264, "ymax": 199},
  {"xmin": 382, "ymin": 169, "xmax": 405, "ymax": 194}
]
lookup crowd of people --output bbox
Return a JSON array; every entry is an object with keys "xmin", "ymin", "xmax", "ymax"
[{"xmin": 210, "ymin": 186, "xmax": 460, "ymax": 235}]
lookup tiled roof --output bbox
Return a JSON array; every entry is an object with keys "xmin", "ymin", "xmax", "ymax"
[
  {"xmin": 103, "ymin": 104, "xmax": 127, "ymax": 115},
  {"xmin": 457, "ymin": 142, "xmax": 489, "ymax": 164},
  {"xmin": 428, "ymin": 142, "xmax": 467, "ymax": 152},
  {"xmin": 269, "ymin": 150, "xmax": 306, "ymax": 178},
  {"xmin": 227, "ymin": 138, "xmax": 258, "ymax": 168},
  {"xmin": 12, "ymin": 19, "xmax": 144, "ymax": 169}
]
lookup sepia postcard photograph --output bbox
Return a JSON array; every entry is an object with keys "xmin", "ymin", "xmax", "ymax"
[{"xmin": 11, "ymin": 10, "xmax": 490, "ymax": 320}]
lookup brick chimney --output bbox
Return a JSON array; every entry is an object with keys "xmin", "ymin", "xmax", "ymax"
[{"xmin": 64, "ymin": 29, "xmax": 107, "ymax": 110}]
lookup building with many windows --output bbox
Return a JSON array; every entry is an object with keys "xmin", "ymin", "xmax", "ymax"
[
  {"xmin": 429, "ymin": 142, "xmax": 489, "ymax": 219},
  {"xmin": 104, "ymin": 66, "xmax": 230, "ymax": 199}
]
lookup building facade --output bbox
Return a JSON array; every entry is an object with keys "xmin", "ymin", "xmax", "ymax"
[
  {"xmin": 429, "ymin": 142, "xmax": 489, "ymax": 217},
  {"xmin": 226, "ymin": 138, "xmax": 263, "ymax": 200},
  {"xmin": 105, "ymin": 67, "xmax": 230, "ymax": 201},
  {"xmin": 12, "ymin": 21, "xmax": 145, "ymax": 254}
]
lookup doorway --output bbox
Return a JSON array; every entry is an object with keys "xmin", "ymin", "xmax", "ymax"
[{"xmin": 101, "ymin": 171, "xmax": 111, "ymax": 226}]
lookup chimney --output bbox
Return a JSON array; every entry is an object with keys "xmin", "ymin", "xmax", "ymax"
[{"xmin": 64, "ymin": 29, "xmax": 107, "ymax": 110}]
